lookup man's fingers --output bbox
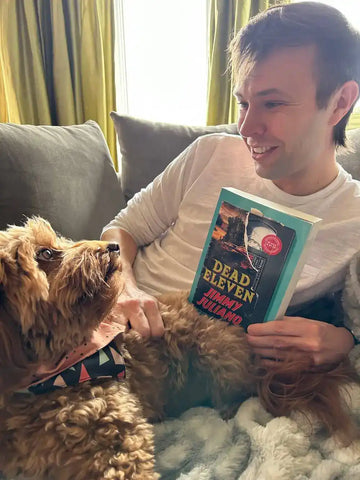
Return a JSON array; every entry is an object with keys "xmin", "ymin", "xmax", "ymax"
[
  {"xmin": 112, "ymin": 289, "xmax": 165, "ymax": 338},
  {"xmin": 247, "ymin": 319, "xmax": 300, "ymax": 337},
  {"xmin": 143, "ymin": 300, "xmax": 164, "ymax": 337},
  {"xmin": 246, "ymin": 332, "xmax": 320, "ymax": 353},
  {"xmin": 126, "ymin": 297, "xmax": 164, "ymax": 337},
  {"xmin": 247, "ymin": 333, "xmax": 298, "ymax": 349},
  {"xmin": 112, "ymin": 309, "xmax": 130, "ymax": 327},
  {"xmin": 116, "ymin": 297, "xmax": 164, "ymax": 338},
  {"xmin": 127, "ymin": 309, "xmax": 152, "ymax": 337},
  {"xmin": 247, "ymin": 317, "xmax": 327, "ymax": 341}
]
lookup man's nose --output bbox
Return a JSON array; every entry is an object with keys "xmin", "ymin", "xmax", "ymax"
[{"xmin": 238, "ymin": 108, "xmax": 265, "ymax": 138}]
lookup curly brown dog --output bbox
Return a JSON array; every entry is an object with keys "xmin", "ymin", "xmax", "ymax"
[{"xmin": 0, "ymin": 218, "xmax": 357, "ymax": 480}]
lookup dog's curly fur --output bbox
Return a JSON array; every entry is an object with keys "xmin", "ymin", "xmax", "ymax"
[{"xmin": 0, "ymin": 218, "xmax": 358, "ymax": 479}]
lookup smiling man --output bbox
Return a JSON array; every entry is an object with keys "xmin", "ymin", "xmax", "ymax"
[
  {"xmin": 233, "ymin": 46, "xmax": 346, "ymax": 196},
  {"xmin": 102, "ymin": 2, "xmax": 360, "ymax": 367}
]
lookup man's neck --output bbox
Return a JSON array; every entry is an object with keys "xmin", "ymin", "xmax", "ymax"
[{"xmin": 273, "ymin": 158, "xmax": 339, "ymax": 196}]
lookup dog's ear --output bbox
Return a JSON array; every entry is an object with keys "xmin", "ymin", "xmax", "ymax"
[
  {"xmin": 0, "ymin": 257, "xmax": 4, "ymax": 285},
  {"xmin": 0, "ymin": 310, "xmax": 36, "ymax": 395},
  {"xmin": 0, "ymin": 251, "xmax": 13, "ymax": 288},
  {"xmin": 0, "ymin": 242, "xmax": 49, "ymax": 333},
  {"xmin": 0, "ymin": 250, "xmax": 37, "ymax": 393}
]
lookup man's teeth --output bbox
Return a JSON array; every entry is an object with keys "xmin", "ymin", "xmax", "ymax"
[{"xmin": 252, "ymin": 146, "xmax": 273, "ymax": 154}]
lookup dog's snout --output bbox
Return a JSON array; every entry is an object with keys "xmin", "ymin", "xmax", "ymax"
[{"xmin": 107, "ymin": 243, "xmax": 120, "ymax": 253}]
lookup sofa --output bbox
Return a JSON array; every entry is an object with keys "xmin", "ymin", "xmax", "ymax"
[
  {"xmin": 1, "ymin": 113, "xmax": 359, "ymax": 241},
  {"xmin": 0, "ymin": 114, "xmax": 237, "ymax": 239},
  {"xmin": 1, "ymin": 116, "xmax": 360, "ymax": 480}
]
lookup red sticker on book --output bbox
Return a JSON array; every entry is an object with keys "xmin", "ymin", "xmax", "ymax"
[{"xmin": 261, "ymin": 235, "xmax": 282, "ymax": 256}]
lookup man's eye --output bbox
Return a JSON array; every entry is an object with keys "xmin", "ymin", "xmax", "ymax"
[
  {"xmin": 36, "ymin": 248, "xmax": 54, "ymax": 261},
  {"xmin": 265, "ymin": 101, "xmax": 284, "ymax": 109},
  {"xmin": 237, "ymin": 102, "xmax": 248, "ymax": 110}
]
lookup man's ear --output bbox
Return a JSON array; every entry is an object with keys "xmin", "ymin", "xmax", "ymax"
[{"xmin": 329, "ymin": 80, "xmax": 359, "ymax": 126}]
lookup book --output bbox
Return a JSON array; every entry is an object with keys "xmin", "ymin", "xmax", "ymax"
[{"xmin": 188, "ymin": 187, "xmax": 322, "ymax": 330}]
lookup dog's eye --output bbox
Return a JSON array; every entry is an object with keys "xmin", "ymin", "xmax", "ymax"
[{"xmin": 36, "ymin": 248, "xmax": 54, "ymax": 261}]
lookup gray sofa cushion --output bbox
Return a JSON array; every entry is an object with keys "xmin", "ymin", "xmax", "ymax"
[
  {"xmin": 0, "ymin": 121, "xmax": 126, "ymax": 240},
  {"xmin": 111, "ymin": 112, "xmax": 239, "ymax": 201}
]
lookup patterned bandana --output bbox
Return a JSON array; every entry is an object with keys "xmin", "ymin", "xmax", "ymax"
[{"xmin": 17, "ymin": 321, "xmax": 126, "ymax": 396}]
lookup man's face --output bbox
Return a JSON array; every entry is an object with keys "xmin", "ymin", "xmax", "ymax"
[{"xmin": 234, "ymin": 46, "xmax": 336, "ymax": 194}]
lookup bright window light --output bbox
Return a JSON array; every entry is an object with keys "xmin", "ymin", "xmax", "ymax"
[{"xmin": 115, "ymin": 0, "xmax": 209, "ymax": 125}]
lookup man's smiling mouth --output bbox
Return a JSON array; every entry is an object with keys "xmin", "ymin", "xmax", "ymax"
[
  {"xmin": 252, "ymin": 146, "xmax": 274, "ymax": 154},
  {"xmin": 248, "ymin": 145, "xmax": 278, "ymax": 159}
]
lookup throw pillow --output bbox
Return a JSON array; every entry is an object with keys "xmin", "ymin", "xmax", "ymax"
[
  {"xmin": 110, "ymin": 112, "xmax": 239, "ymax": 201},
  {"xmin": 0, "ymin": 121, "xmax": 126, "ymax": 240}
]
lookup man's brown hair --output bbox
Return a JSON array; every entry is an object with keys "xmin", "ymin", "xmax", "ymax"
[{"xmin": 229, "ymin": 1, "xmax": 360, "ymax": 146}]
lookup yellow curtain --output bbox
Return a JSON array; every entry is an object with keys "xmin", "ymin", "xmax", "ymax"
[
  {"xmin": 0, "ymin": 0, "xmax": 117, "ymax": 167},
  {"xmin": 207, "ymin": 0, "xmax": 285, "ymax": 125}
]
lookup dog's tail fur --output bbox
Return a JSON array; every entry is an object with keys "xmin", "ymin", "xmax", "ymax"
[{"xmin": 257, "ymin": 357, "xmax": 360, "ymax": 445}]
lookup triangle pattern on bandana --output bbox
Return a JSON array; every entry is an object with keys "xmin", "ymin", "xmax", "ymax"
[
  {"xmin": 79, "ymin": 364, "xmax": 91, "ymax": 383},
  {"xmin": 109, "ymin": 346, "xmax": 125, "ymax": 365},
  {"xmin": 27, "ymin": 340, "xmax": 126, "ymax": 395},
  {"xmin": 53, "ymin": 375, "xmax": 67, "ymax": 388},
  {"xmin": 99, "ymin": 349, "xmax": 110, "ymax": 365}
]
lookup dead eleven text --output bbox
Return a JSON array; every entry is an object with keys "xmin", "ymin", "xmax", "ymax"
[{"xmin": 196, "ymin": 259, "xmax": 256, "ymax": 326}]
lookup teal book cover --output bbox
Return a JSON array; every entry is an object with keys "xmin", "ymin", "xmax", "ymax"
[{"xmin": 188, "ymin": 187, "xmax": 322, "ymax": 330}]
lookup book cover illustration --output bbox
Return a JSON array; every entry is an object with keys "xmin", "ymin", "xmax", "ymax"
[{"xmin": 189, "ymin": 188, "xmax": 322, "ymax": 330}]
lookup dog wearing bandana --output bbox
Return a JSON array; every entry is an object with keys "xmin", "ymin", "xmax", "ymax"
[{"xmin": 0, "ymin": 217, "xmax": 357, "ymax": 480}]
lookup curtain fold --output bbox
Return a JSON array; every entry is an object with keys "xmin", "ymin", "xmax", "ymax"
[
  {"xmin": 0, "ymin": 3, "xmax": 21, "ymax": 123},
  {"xmin": 0, "ymin": 0, "xmax": 117, "ymax": 166}
]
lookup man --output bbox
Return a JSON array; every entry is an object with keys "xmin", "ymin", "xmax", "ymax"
[{"xmin": 101, "ymin": 2, "xmax": 360, "ymax": 367}]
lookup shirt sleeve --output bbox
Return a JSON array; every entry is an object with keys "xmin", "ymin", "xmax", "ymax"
[
  {"xmin": 101, "ymin": 138, "xmax": 201, "ymax": 246},
  {"xmin": 286, "ymin": 291, "xmax": 345, "ymax": 326}
]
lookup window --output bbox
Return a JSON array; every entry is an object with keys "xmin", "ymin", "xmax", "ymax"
[{"xmin": 115, "ymin": 0, "xmax": 209, "ymax": 125}]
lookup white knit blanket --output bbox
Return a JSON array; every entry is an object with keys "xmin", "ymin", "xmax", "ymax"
[{"xmin": 154, "ymin": 346, "xmax": 360, "ymax": 480}]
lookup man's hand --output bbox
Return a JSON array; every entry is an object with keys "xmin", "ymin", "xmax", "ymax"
[
  {"xmin": 112, "ymin": 283, "xmax": 164, "ymax": 338},
  {"xmin": 246, "ymin": 316, "xmax": 355, "ymax": 368},
  {"xmin": 100, "ymin": 228, "xmax": 164, "ymax": 338}
]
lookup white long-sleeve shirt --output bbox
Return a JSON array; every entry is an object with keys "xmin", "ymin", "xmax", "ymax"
[{"xmin": 102, "ymin": 133, "xmax": 360, "ymax": 310}]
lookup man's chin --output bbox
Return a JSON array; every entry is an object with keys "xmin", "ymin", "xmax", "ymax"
[{"xmin": 254, "ymin": 162, "xmax": 281, "ymax": 181}]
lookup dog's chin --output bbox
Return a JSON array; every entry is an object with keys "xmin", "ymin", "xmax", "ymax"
[
  {"xmin": 104, "ymin": 264, "xmax": 118, "ymax": 283},
  {"xmin": 104, "ymin": 254, "xmax": 121, "ymax": 283}
]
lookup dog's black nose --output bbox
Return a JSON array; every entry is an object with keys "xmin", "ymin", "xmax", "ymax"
[{"xmin": 107, "ymin": 243, "xmax": 120, "ymax": 252}]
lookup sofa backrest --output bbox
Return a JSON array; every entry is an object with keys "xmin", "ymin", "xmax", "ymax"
[
  {"xmin": 1, "ymin": 117, "xmax": 358, "ymax": 242},
  {"xmin": 111, "ymin": 113, "xmax": 360, "ymax": 201},
  {"xmin": 111, "ymin": 112, "xmax": 239, "ymax": 201}
]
